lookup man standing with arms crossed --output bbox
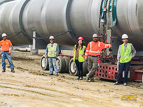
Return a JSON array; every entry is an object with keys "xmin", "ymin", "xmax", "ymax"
[
  {"xmin": 85, "ymin": 34, "xmax": 112, "ymax": 82},
  {"xmin": 45, "ymin": 36, "xmax": 59, "ymax": 76},
  {"xmin": 0, "ymin": 33, "xmax": 15, "ymax": 73}
]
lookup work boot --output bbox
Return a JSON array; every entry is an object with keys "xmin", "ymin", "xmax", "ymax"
[
  {"xmin": 2, "ymin": 70, "xmax": 5, "ymax": 73},
  {"xmin": 77, "ymin": 77, "xmax": 80, "ymax": 80},
  {"xmin": 55, "ymin": 73, "xmax": 59, "ymax": 76},
  {"xmin": 123, "ymin": 82, "xmax": 127, "ymax": 86},
  {"xmin": 86, "ymin": 74, "xmax": 89, "ymax": 82},
  {"xmin": 11, "ymin": 70, "xmax": 15, "ymax": 73},
  {"xmin": 49, "ymin": 73, "xmax": 53, "ymax": 75},
  {"xmin": 114, "ymin": 81, "xmax": 119, "ymax": 85},
  {"xmin": 88, "ymin": 77, "xmax": 94, "ymax": 82}
]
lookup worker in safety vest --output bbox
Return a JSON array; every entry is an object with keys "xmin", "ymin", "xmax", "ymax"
[
  {"xmin": 114, "ymin": 34, "xmax": 136, "ymax": 86},
  {"xmin": 85, "ymin": 34, "xmax": 112, "ymax": 82},
  {"xmin": 0, "ymin": 33, "xmax": 15, "ymax": 73},
  {"xmin": 45, "ymin": 36, "xmax": 60, "ymax": 76},
  {"xmin": 73, "ymin": 37, "xmax": 86, "ymax": 80}
]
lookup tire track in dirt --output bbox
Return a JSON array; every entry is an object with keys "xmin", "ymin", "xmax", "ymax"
[
  {"xmin": 0, "ymin": 81, "xmax": 102, "ymax": 107},
  {"xmin": 0, "ymin": 79, "xmax": 104, "ymax": 107},
  {"xmin": 0, "ymin": 52, "xmax": 143, "ymax": 107},
  {"xmin": 0, "ymin": 82, "xmax": 86, "ymax": 107},
  {"xmin": 0, "ymin": 74, "xmax": 141, "ymax": 107},
  {"xmin": 0, "ymin": 75, "xmax": 118, "ymax": 107}
]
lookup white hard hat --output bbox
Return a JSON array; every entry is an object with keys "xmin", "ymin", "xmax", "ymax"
[
  {"xmin": 93, "ymin": 34, "xmax": 98, "ymax": 38},
  {"xmin": 122, "ymin": 34, "xmax": 128, "ymax": 39},
  {"xmin": 49, "ymin": 36, "xmax": 54, "ymax": 40},
  {"xmin": 2, "ymin": 33, "xmax": 7, "ymax": 38}
]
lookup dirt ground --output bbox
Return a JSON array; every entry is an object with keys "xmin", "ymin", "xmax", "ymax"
[{"xmin": 0, "ymin": 52, "xmax": 143, "ymax": 107}]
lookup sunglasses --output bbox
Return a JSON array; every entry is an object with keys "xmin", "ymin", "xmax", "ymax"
[{"xmin": 50, "ymin": 39, "xmax": 54, "ymax": 40}]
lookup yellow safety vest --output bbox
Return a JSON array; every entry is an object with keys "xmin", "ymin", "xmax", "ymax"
[
  {"xmin": 119, "ymin": 43, "xmax": 132, "ymax": 63},
  {"xmin": 47, "ymin": 43, "xmax": 57, "ymax": 57},
  {"xmin": 73, "ymin": 45, "xmax": 86, "ymax": 62}
]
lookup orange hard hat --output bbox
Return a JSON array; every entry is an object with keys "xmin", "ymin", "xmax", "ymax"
[{"xmin": 78, "ymin": 37, "xmax": 83, "ymax": 40}]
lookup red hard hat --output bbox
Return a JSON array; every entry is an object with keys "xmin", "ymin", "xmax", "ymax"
[{"xmin": 78, "ymin": 37, "xmax": 83, "ymax": 40}]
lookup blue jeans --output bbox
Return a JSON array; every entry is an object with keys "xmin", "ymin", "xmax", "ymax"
[
  {"xmin": 1, "ymin": 51, "xmax": 14, "ymax": 71},
  {"xmin": 48, "ymin": 57, "xmax": 58, "ymax": 74}
]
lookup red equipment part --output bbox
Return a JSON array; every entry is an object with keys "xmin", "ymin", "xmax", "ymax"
[
  {"xmin": 95, "ymin": 63, "xmax": 135, "ymax": 81},
  {"xmin": 95, "ymin": 63, "xmax": 118, "ymax": 80}
]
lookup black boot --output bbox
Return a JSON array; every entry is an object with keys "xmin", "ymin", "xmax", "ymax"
[
  {"xmin": 11, "ymin": 70, "xmax": 15, "ymax": 73},
  {"xmin": 114, "ymin": 81, "xmax": 119, "ymax": 85},
  {"xmin": 80, "ymin": 71, "xmax": 83, "ymax": 80},
  {"xmin": 2, "ymin": 70, "xmax": 5, "ymax": 73},
  {"xmin": 49, "ymin": 73, "xmax": 53, "ymax": 75}
]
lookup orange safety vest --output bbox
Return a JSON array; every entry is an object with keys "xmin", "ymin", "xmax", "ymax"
[{"xmin": 85, "ymin": 41, "xmax": 110, "ymax": 57}]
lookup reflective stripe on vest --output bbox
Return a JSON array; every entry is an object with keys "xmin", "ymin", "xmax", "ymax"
[
  {"xmin": 73, "ymin": 45, "xmax": 86, "ymax": 62},
  {"xmin": 119, "ymin": 43, "xmax": 132, "ymax": 63},
  {"xmin": 89, "ymin": 50, "xmax": 100, "ymax": 53},
  {"xmin": 89, "ymin": 41, "xmax": 100, "ymax": 53},
  {"xmin": 47, "ymin": 43, "xmax": 57, "ymax": 57}
]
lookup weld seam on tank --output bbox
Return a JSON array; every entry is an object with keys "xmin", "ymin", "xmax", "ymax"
[
  {"xmin": 40, "ymin": 0, "xmax": 50, "ymax": 36},
  {"xmin": 8, "ymin": 1, "xmax": 23, "ymax": 44},
  {"xmin": 0, "ymin": 0, "xmax": 15, "ymax": 35},
  {"xmin": 66, "ymin": 0, "xmax": 78, "ymax": 43},
  {"xmin": 91, "ymin": 0, "xmax": 101, "ymax": 33},
  {"xmin": 19, "ymin": 0, "xmax": 32, "ymax": 44},
  {"xmin": 33, "ymin": 0, "xmax": 49, "ymax": 45},
  {"xmin": 0, "ymin": 0, "xmax": 14, "ymax": 5},
  {"xmin": 0, "ymin": 3, "xmax": 6, "ymax": 34},
  {"xmin": 127, "ymin": 0, "xmax": 142, "ymax": 47},
  {"xmin": 9, "ymin": 1, "xmax": 20, "ymax": 35}
]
